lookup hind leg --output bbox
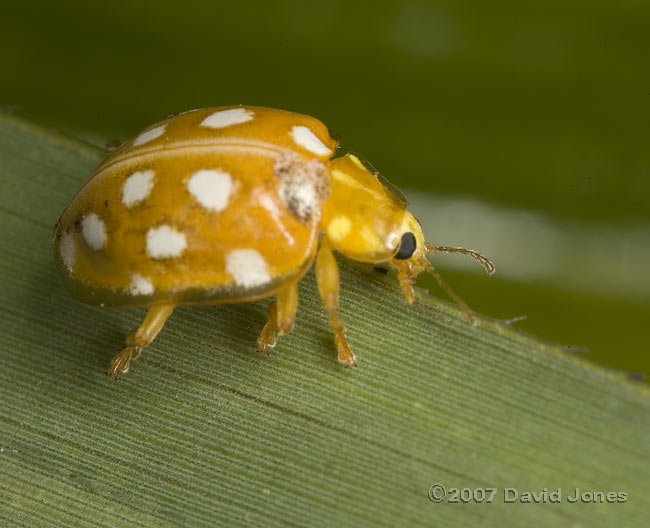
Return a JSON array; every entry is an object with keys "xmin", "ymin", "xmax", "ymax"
[
  {"xmin": 108, "ymin": 304, "xmax": 175, "ymax": 376},
  {"xmin": 258, "ymin": 281, "xmax": 299, "ymax": 354}
]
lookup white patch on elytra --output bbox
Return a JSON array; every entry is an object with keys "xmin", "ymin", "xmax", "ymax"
[
  {"xmin": 133, "ymin": 124, "xmax": 166, "ymax": 146},
  {"xmin": 290, "ymin": 126, "xmax": 331, "ymax": 156},
  {"xmin": 200, "ymin": 108, "xmax": 254, "ymax": 129},
  {"xmin": 279, "ymin": 176, "xmax": 318, "ymax": 221},
  {"xmin": 59, "ymin": 231, "xmax": 76, "ymax": 272},
  {"xmin": 122, "ymin": 170, "xmax": 155, "ymax": 207},
  {"xmin": 187, "ymin": 169, "xmax": 233, "ymax": 211},
  {"xmin": 275, "ymin": 152, "xmax": 329, "ymax": 223},
  {"xmin": 146, "ymin": 225, "xmax": 187, "ymax": 259},
  {"xmin": 82, "ymin": 213, "xmax": 107, "ymax": 250},
  {"xmin": 226, "ymin": 249, "xmax": 270, "ymax": 288},
  {"xmin": 128, "ymin": 273, "xmax": 154, "ymax": 296}
]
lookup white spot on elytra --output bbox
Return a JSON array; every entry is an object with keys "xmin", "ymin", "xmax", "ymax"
[
  {"xmin": 201, "ymin": 108, "xmax": 254, "ymax": 129},
  {"xmin": 133, "ymin": 124, "xmax": 166, "ymax": 146},
  {"xmin": 59, "ymin": 231, "xmax": 76, "ymax": 272},
  {"xmin": 187, "ymin": 169, "xmax": 233, "ymax": 212},
  {"xmin": 128, "ymin": 273, "xmax": 154, "ymax": 296},
  {"xmin": 226, "ymin": 249, "xmax": 270, "ymax": 288},
  {"xmin": 146, "ymin": 225, "xmax": 187, "ymax": 259},
  {"xmin": 290, "ymin": 126, "xmax": 331, "ymax": 156},
  {"xmin": 122, "ymin": 170, "xmax": 155, "ymax": 207},
  {"xmin": 275, "ymin": 152, "xmax": 328, "ymax": 223},
  {"xmin": 82, "ymin": 213, "xmax": 107, "ymax": 250},
  {"xmin": 279, "ymin": 175, "xmax": 318, "ymax": 222}
]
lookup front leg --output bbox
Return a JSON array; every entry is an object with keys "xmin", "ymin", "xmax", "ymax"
[
  {"xmin": 315, "ymin": 236, "xmax": 356, "ymax": 367},
  {"xmin": 258, "ymin": 280, "xmax": 299, "ymax": 354}
]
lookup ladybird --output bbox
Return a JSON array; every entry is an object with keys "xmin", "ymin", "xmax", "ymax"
[{"xmin": 53, "ymin": 105, "xmax": 494, "ymax": 376}]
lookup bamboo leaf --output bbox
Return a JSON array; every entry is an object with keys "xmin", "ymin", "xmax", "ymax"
[{"xmin": 0, "ymin": 113, "xmax": 649, "ymax": 527}]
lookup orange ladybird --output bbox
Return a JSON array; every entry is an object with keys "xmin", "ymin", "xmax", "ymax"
[{"xmin": 53, "ymin": 105, "xmax": 494, "ymax": 376}]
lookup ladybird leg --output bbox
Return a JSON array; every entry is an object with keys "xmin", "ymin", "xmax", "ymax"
[
  {"xmin": 315, "ymin": 237, "xmax": 356, "ymax": 367},
  {"xmin": 258, "ymin": 301, "xmax": 278, "ymax": 354},
  {"xmin": 108, "ymin": 304, "xmax": 175, "ymax": 377},
  {"xmin": 258, "ymin": 281, "xmax": 299, "ymax": 354}
]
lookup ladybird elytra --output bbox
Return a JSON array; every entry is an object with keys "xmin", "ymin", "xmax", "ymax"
[{"xmin": 53, "ymin": 105, "xmax": 494, "ymax": 375}]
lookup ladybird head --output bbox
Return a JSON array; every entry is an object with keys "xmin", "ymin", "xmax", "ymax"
[
  {"xmin": 389, "ymin": 209, "xmax": 495, "ymax": 324},
  {"xmin": 321, "ymin": 152, "xmax": 495, "ymax": 324},
  {"xmin": 388, "ymin": 210, "xmax": 427, "ymax": 299}
]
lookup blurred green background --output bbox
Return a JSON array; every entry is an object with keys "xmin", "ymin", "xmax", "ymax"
[{"xmin": 2, "ymin": 0, "xmax": 649, "ymax": 377}]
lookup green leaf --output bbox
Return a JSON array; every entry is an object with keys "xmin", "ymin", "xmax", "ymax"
[{"xmin": 1, "ymin": 113, "xmax": 649, "ymax": 527}]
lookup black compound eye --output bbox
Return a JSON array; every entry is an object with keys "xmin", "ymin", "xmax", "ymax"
[{"xmin": 394, "ymin": 232, "xmax": 416, "ymax": 260}]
